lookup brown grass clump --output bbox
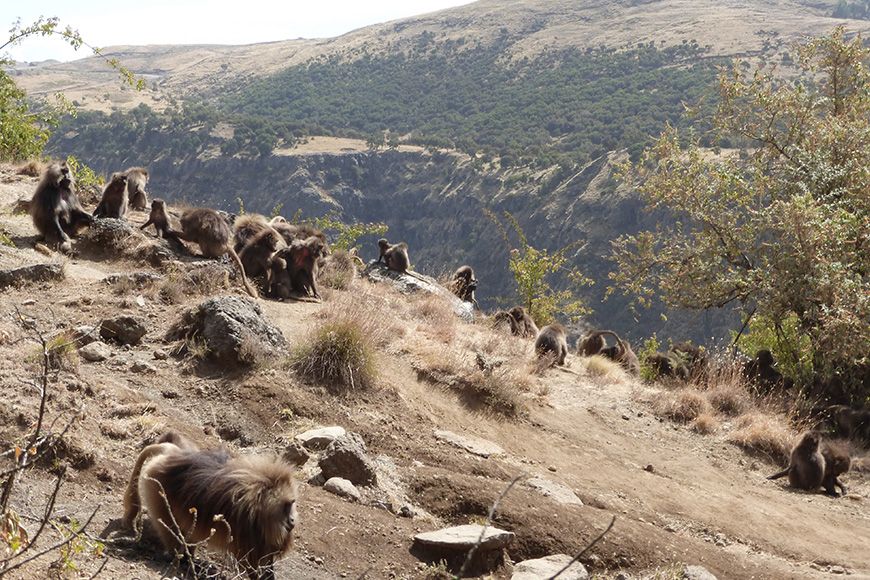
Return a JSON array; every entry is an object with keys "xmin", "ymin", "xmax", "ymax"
[
  {"xmin": 28, "ymin": 332, "xmax": 79, "ymax": 374},
  {"xmin": 691, "ymin": 412, "xmax": 720, "ymax": 435},
  {"xmin": 320, "ymin": 249, "xmax": 358, "ymax": 290},
  {"xmin": 654, "ymin": 389, "xmax": 712, "ymax": 423},
  {"xmin": 413, "ymin": 293, "xmax": 457, "ymax": 343},
  {"xmin": 583, "ymin": 355, "xmax": 630, "ymax": 384},
  {"xmin": 291, "ymin": 320, "xmax": 377, "ymax": 393},
  {"xmin": 705, "ymin": 384, "xmax": 751, "ymax": 417},
  {"xmin": 155, "ymin": 264, "xmax": 230, "ymax": 304},
  {"xmin": 727, "ymin": 413, "xmax": 793, "ymax": 464}
]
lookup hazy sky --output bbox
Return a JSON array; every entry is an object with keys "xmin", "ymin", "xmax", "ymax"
[{"xmin": 1, "ymin": 0, "xmax": 475, "ymax": 62}]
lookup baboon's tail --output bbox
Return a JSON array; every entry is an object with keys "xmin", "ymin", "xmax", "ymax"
[
  {"xmin": 767, "ymin": 467, "xmax": 790, "ymax": 480},
  {"xmin": 122, "ymin": 442, "xmax": 177, "ymax": 529},
  {"xmin": 228, "ymin": 247, "xmax": 258, "ymax": 298}
]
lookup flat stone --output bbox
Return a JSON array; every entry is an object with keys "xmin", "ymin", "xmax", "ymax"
[
  {"xmin": 414, "ymin": 524, "xmax": 514, "ymax": 552},
  {"xmin": 79, "ymin": 341, "xmax": 111, "ymax": 362},
  {"xmin": 683, "ymin": 565, "xmax": 718, "ymax": 580},
  {"xmin": 296, "ymin": 426, "xmax": 347, "ymax": 451},
  {"xmin": 363, "ymin": 262, "xmax": 474, "ymax": 322},
  {"xmin": 525, "ymin": 477, "xmax": 583, "ymax": 506},
  {"xmin": 434, "ymin": 430, "xmax": 504, "ymax": 458},
  {"xmin": 512, "ymin": 554, "xmax": 588, "ymax": 580},
  {"xmin": 0, "ymin": 263, "xmax": 64, "ymax": 288},
  {"xmin": 131, "ymin": 360, "xmax": 157, "ymax": 373},
  {"xmin": 323, "ymin": 477, "xmax": 361, "ymax": 502}
]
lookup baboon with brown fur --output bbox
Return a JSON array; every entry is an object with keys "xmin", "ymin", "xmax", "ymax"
[
  {"xmin": 30, "ymin": 161, "xmax": 93, "ymax": 253},
  {"xmin": 377, "ymin": 238, "xmax": 410, "ymax": 273},
  {"xmin": 450, "ymin": 265, "xmax": 480, "ymax": 309},
  {"xmin": 768, "ymin": 431, "xmax": 826, "ymax": 491},
  {"xmin": 744, "ymin": 349, "xmax": 794, "ymax": 391},
  {"xmin": 534, "ymin": 324, "xmax": 568, "ymax": 366},
  {"xmin": 239, "ymin": 226, "xmax": 286, "ymax": 294},
  {"xmin": 124, "ymin": 167, "xmax": 150, "ymax": 211},
  {"xmin": 577, "ymin": 330, "xmax": 640, "ymax": 376},
  {"xmin": 509, "ymin": 306, "xmax": 538, "ymax": 338},
  {"xmin": 233, "ymin": 213, "xmax": 271, "ymax": 253},
  {"xmin": 271, "ymin": 221, "xmax": 328, "ymax": 248},
  {"xmin": 645, "ymin": 352, "xmax": 690, "ymax": 380},
  {"xmin": 122, "ymin": 437, "xmax": 297, "ymax": 579},
  {"xmin": 270, "ymin": 236, "xmax": 328, "ymax": 301},
  {"xmin": 821, "ymin": 441, "xmax": 851, "ymax": 497},
  {"xmin": 93, "ymin": 172, "xmax": 129, "ymax": 219},
  {"xmin": 140, "ymin": 199, "xmax": 176, "ymax": 239},
  {"xmin": 176, "ymin": 208, "xmax": 257, "ymax": 297}
]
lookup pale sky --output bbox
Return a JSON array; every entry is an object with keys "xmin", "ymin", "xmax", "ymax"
[{"xmin": 1, "ymin": 0, "xmax": 476, "ymax": 62}]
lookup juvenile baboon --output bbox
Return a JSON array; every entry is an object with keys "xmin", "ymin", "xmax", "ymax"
[
  {"xmin": 509, "ymin": 306, "xmax": 539, "ymax": 338},
  {"xmin": 768, "ymin": 431, "xmax": 826, "ymax": 491},
  {"xmin": 534, "ymin": 324, "xmax": 568, "ymax": 366},
  {"xmin": 821, "ymin": 441, "xmax": 851, "ymax": 497},
  {"xmin": 450, "ymin": 265, "xmax": 480, "ymax": 309},
  {"xmin": 576, "ymin": 330, "xmax": 640, "ymax": 376},
  {"xmin": 30, "ymin": 161, "xmax": 93, "ymax": 253},
  {"xmin": 270, "ymin": 236, "xmax": 327, "ymax": 300},
  {"xmin": 239, "ymin": 226, "xmax": 285, "ymax": 294},
  {"xmin": 492, "ymin": 311, "xmax": 517, "ymax": 334},
  {"xmin": 377, "ymin": 238, "xmax": 410, "ymax": 273},
  {"xmin": 122, "ymin": 438, "xmax": 297, "ymax": 578},
  {"xmin": 645, "ymin": 352, "xmax": 690, "ymax": 380},
  {"xmin": 124, "ymin": 167, "xmax": 150, "ymax": 211},
  {"xmin": 176, "ymin": 208, "xmax": 257, "ymax": 297},
  {"xmin": 92, "ymin": 172, "xmax": 129, "ymax": 219},
  {"xmin": 139, "ymin": 199, "xmax": 176, "ymax": 239}
]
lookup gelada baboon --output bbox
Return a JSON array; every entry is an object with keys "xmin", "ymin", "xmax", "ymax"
[
  {"xmin": 645, "ymin": 352, "xmax": 690, "ymax": 380},
  {"xmin": 140, "ymin": 199, "xmax": 175, "ymax": 239},
  {"xmin": 744, "ymin": 349, "xmax": 793, "ymax": 391},
  {"xmin": 509, "ymin": 306, "xmax": 539, "ymax": 338},
  {"xmin": 821, "ymin": 441, "xmax": 851, "ymax": 497},
  {"xmin": 124, "ymin": 167, "xmax": 150, "ymax": 211},
  {"xmin": 239, "ymin": 226, "xmax": 285, "ymax": 294},
  {"xmin": 535, "ymin": 324, "xmax": 568, "ymax": 366},
  {"xmin": 233, "ymin": 214, "xmax": 271, "ymax": 252},
  {"xmin": 176, "ymin": 208, "xmax": 257, "ymax": 297},
  {"xmin": 450, "ymin": 265, "xmax": 480, "ymax": 309},
  {"xmin": 576, "ymin": 330, "xmax": 640, "ymax": 376},
  {"xmin": 824, "ymin": 404, "xmax": 870, "ymax": 442},
  {"xmin": 30, "ymin": 161, "xmax": 93, "ymax": 253},
  {"xmin": 270, "ymin": 236, "xmax": 327, "ymax": 300},
  {"xmin": 122, "ymin": 435, "xmax": 297, "ymax": 578},
  {"xmin": 270, "ymin": 220, "xmax": 328, "ymax": 249},
  {"xmin": 92, "ymin": 172, "xmax": 129, "ymax": 219},
  {"xmin": 377, "ymin": 238, "xmax": 410, "ymax": 273},
  {"xmin": 768, "ymin": 431, "xmax": 826, "ymax": 491}
]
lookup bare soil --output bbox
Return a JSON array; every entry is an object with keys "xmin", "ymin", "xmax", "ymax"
[{"xmin": 0, "ymin": 164, "xmax": 867, "ymax": 579}]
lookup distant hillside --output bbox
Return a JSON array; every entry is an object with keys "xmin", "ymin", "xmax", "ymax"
[{"xmin": 31, "ymin": 0, "xmax": 870, "ymax": 341}]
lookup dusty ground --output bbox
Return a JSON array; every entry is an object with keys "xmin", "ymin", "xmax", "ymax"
[{"xmin": 0, "ymin": 163, "xmax": 867, "ymax": 579}]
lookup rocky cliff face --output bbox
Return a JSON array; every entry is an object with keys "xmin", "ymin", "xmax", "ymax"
[{"xmin": 75, "ymin": 147, "xmax": 731, "ymax": 342}]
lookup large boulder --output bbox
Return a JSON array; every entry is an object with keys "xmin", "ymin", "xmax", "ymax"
[
  {"xmin": 363, "ymin": 262, "xmax": 474, "ymax": 322},
  {"xmin": 166, "ymin": 296, "xmax": 286, "ymax": 364},
  {"xmin": 295, "ymin": 426, "xmax": 347, "ymax": 451},
  {"xmin": 318, "ymin": 432, "xmax": 377, "ymax": 485}
]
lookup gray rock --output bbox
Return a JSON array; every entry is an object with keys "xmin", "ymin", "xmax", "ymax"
[
  {"xmin": 434, "ymin": 430, "xmax": 504, "ymax": 458},
  {"xmin": 323, "ymin": 477, "xmax": 361, "ymax": 502},
  {"xmin": 131, "ymin": 360, "xmax": 157, "ymax": 373},
  {"xmin": 166, "ymin": 296, "xmax": 286, "ymax": 364},
  {"xmin": 72, "ymin": 325, "xmax": 98, "ymax": 346},
  {"xmin": 414, "ymin": 524, "xmax": 514, "ymax": 552},
  {"xmin": 79, "ymin": 341, "xmax": 111, "ymax": 362},
  {"xmin": 683, "ymin": 565, "xmax": 718, "ymax": 580},
  {"xmin": 100, "ymin": 316, "xmax": 147, "ymax": 345},
  {"xmin": 318, "ymin": 432, "xmax": 377, "ymax": 485},
  {"xmin": 79, "ymin": 218, "xmax": 134, "ymax": 254},
  {"xmin": 0, "ymin": 263, "xmax": 64, "ymax": 288},
  {"xmin": 153, "ymin": 349, "xmax": 168, "ymax": 360},
  {"xmin": 525, "ymin": 477, "xmax": 583, "ymax": 506},
  {"xmin": 295, "ymin": 426, "xmax": 347, "ymax": 451},
  {"xmin": 363, "ymin": 262, "xmax": 473, "ymax": 322},
  {"xmin": 283, "ymin": 441, "xmax": 311, "ymax": 467},
  {"xmin": 512, "ymin": 554, "xmax": 588, "ymax": 580}
]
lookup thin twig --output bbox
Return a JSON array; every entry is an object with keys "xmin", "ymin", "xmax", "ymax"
[
  {"xmin": 546, "ymin": 515, "xmax": 616, "ymax": 580},
  {"xmin": 0, "ymin": 505, "xmax": 99, "ymax": 575},
  {"xmin": 456, "ymin": 473, "xmax": 527, "ymax": 578},
  {"xmin": 24, "ymin": 470, "xmax": 64, "ymax": 552},
  {"xmin": 86, "ymin": 555, "xmax": 109, "ymax": 580}
]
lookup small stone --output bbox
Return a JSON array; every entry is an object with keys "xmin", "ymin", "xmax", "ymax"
[
  {"xmin": 622, "ymin": 413, "xmax": 630, "ymax": 420},
  {"xmin": 21, "ymin": 299, "xmax": 36, "ymax": 306},
  {"xmin": 79, "ymin": 341, "xmax": 111, "ymax": 362},
  {"xmin": 683, "ymin": 565, "xmax": 718, "ymax": 580},
  {"xmin": 161, "ymin": 390, "xmax": 179, "ymax": 399},
  {"xmin": 283, "ymin": 441, "xmax": 311, "ymax": 467},
  {"xmin": 398, "ymin": 505, "xmax": 414, "ymax": 518},
  {"xmin": 830, "ymin": 566, "xmax": 845, "ymax": 575},
  {"xmin": 131, "ymin": 360, "xmax": 157, "ymax": 373},
  {"xmin": 135, "ymin": 295, "xmax": 146, "ymax": 307},
  {"xmin": 547, "ymin": 465, "xmax": 557, "ymax": 472},
  {"xmin": 153, "ymin": 349, "xmax": 168, "ymax": 360},
  {"xmin": 525, "ymin": 477, "xmax": 583, "ymax": 506},
  {"xmin": 512, "ymin": 554, "xmax": 588, "ymax": 579},
  {"xmin": 314, "ymin": 557, "xmax": 323, "ymax": 565},
  {"xmin": 323, "ymin": 477, "xmax": 361, "ymax": 502},
  {"xmin": 665, "ymin": 524, "xmax": 678, "ymax": 533},
  {"xmin": 295, "ymin": 426, "xmax": 347, "ymax": 451},
  {"xmin": 644, "ymin": 464, "xmax": 655, "ymax": 473}
]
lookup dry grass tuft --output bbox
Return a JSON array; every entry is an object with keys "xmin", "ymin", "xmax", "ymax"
[
  {"xmin": 155, "ymin": 263, "xmax": 230, "ymax": 304},
  {"xmin": 583, "ymin": 355, "xmax": 630, "ymax": 384},
  {"xmin": 28, "ymin": 332, "xmax": 79, "ymax": 374},
  {"xmin": 320, "ymin": 249, "xmax": 358, "ymax": 290},
  {"xmin": 727, "ymin": 413, "xmax": 793, "ymax": 464},
  {"xmin": 705, "ymin": 384, "xmax": 751, "ymax": 417},
  {"xmin": 654, "ymin": 389, "xmax": 712, "ymax": 423},
  {"xmin": 691, "ymin": 412, "xmax": 720, "ymax": 434},
  {"xmin": 412, "ymin": 293, "xmax": 457, "ymax": 343},
  {"xmin": 291, "ymin": 320, "xmax": 377, "ymax": 393}
]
